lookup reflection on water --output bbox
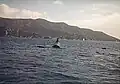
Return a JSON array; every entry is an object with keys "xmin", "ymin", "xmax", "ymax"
[{"xmin": 0, "ymin": 37, "xmax": 120, "ymax": 84}]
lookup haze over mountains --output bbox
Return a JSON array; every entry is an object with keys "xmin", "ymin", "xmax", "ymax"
[{"xmin": 0, "ymin": 17, "xmax": 119, "ymax": 41}]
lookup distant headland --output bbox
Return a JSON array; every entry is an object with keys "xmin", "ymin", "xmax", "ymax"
[{"xmin": 0, "ymin": 17, "xmax": 120, "ymax": 41}]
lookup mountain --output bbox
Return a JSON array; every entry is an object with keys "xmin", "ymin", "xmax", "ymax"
[{"xmin": 0, "ymin": 17, "xmax": 119, "ymax": 41}]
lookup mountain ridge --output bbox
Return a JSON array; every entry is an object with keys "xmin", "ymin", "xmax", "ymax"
[{"xmin": 0, "ymin": 17, "xmax": 119, "ymax": 41}]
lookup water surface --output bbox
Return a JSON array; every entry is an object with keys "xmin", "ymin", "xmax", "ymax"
[{"xmin": 0, "ymin": 37, "xmax": 120, "ymax": 84}]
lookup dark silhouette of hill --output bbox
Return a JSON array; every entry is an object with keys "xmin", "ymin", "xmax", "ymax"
[{"xmin": 0, "ymin": 17, "xmax": 119, "ymax": 41}]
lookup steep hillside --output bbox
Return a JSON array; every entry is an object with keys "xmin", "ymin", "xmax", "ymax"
[{"xmin": 0, "ymin": 17, "xmax": 119, "ymax": 41}]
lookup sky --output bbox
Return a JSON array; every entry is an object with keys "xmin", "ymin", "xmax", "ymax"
[{"xmin": 0, "ymin": 0, "xmax": 120, "ymax": 39}]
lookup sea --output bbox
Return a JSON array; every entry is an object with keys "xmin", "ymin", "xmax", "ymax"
[{"xmin": 0, "ymin": 37, "xmax": 120, "ymax": 84}]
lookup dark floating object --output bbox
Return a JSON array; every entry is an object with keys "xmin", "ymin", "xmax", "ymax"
[
  {"xmin": 52, "ymin": 45, "xmax": 60, "ymax": 48},
  {"xmin": 96, "ymin": 51, "xmax": 105, "ymax": 55},
  {"xmin": 37, "ymin": 38, "xmax": 61, "ymax": 49},
  {"xmin": 102, "ymin": 47, "xmax": 107, "ymax": 49},
  {"xmin": 96, "ymin": 51, "xmax": 100, "ymax": 54},
  {"xmin": 52, "ymin": 38, "xmax": 60, "ymax": 48},
  {"xmin": 37, "ymin": 45, "xmax": 46, "ymax": 48}
]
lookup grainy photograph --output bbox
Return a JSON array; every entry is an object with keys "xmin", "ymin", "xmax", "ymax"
[{"xmin": 0, "ymin": 0, "xmax": 120, "ymax": 84}]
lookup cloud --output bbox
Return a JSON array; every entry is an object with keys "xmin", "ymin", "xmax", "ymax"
[
  {"xmin": 87, "ymin": 4, "xmax": 120, "ymax": 38},
  {"xmin": 62, "ymin": 3, "xmax": 120, "ymax": 38},
  {"xmin": 0, "ymin": 4, "xmax": 46, "ymax": 19},
  {"xmin": 53, "ymin": 0, "xmax": 63, "ymax": 5},
  {"xmin": 65, "ymin": 12, "xmax": 120, "ymax": 38},
  {"xmin": 96, "ymin": 13, "xmax": 120, "ymax": 38}
]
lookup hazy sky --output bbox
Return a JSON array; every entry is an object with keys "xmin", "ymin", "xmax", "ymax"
[{"xmin": 0, "ymin": 0, "xmax": 120, "ymax": 38}]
